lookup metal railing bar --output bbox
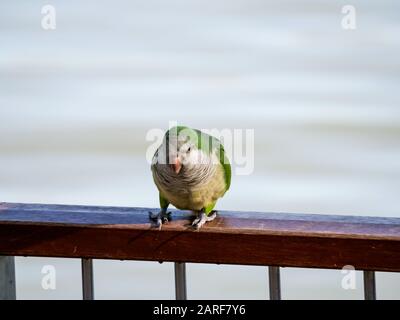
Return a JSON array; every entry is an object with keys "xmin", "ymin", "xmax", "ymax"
[
  {"xmin": 0, "ymin": 256, "xmax": 16, "ymax": 300},
  {"xmin": 363, "ymin": 271, "xmax": 376, "ymax": 300},
  {"xmin": 174, "ymin": 262, "xmax": 187, "ymax": 300},
  {"xmin": 81, "ymin": 258, "xmax": 94, "ymax": 300},
  {"xmin": 268, "ymin": 266, "xmax": 281, "ymax": 300}
]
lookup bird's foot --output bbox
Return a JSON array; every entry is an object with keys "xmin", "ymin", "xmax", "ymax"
[
  {"xmin": 192, "ymin": 211, "xmax": 217, "ymax": 230},
  {"xmin": 149, "ymin": 210, "xmax": 171, "ymax": 229}
]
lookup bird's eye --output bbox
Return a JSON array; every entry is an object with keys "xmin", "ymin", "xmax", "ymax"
[{"xmin": 187, "ymin": 147, "xmax": 191, "ymax": 152}]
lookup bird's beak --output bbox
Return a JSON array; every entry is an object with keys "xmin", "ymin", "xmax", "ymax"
[{"xmin": 172, "ymin": 158, "xmax": 182, "ymax": 174}]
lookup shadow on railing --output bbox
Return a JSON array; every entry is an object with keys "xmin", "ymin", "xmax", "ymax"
[{"xmin": 1, "ymin": 202, "xmax": 400, "ymax": 300}]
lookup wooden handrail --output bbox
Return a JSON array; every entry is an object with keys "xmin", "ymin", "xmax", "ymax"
[{"xmin": 1, "ymin": 202, "xmax": 400, "ymax": 272}]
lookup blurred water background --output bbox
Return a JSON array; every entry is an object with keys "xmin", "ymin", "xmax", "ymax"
[{"xmin": 0, "ymin": 0, "xmax": 399, "ymax": 299}]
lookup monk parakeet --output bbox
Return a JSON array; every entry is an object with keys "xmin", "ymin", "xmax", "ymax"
[{"xmin": 150, "ymin": 126, "xmax": 231, "ymax": 229}]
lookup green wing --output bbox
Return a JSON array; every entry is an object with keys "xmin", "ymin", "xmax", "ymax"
[
  {"xmin": 198, "ymin": 130, "xmax": 231, "ymax": 192},
  {"xmin": 208, "ymin": 134, "xmax": 232, "ymax": 192},
  {"xmin": 218, "ymin": 143, "xmax": 231, "ymax": 192},
  {"xmin": 159, "ymin": 193, "xmax": 169, "ymax": 210}
]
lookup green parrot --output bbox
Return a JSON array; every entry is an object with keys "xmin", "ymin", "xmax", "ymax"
[{"xmin": 150, "ymin": 126, "xmax": 231, "ymax": 229}]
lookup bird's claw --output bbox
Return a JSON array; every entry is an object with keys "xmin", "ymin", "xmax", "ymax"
[
  {"xmin": 149, "ymin": 211, "xmax": 171, "ymax": 229},
  {"xmin": 192, "ymin": 211, "xmax": 217, "ymax": 230}
]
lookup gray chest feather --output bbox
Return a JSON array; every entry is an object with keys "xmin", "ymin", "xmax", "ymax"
[{"xmin": 152, "ymin": 164, "xmax": 226, "ymax": 211}]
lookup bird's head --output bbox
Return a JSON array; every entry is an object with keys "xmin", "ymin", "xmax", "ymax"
[{"xmin": 157, "ymin": 126, "xmax": 212, "ymax": 175}]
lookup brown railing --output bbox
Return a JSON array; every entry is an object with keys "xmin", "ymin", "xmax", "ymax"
[{"xmin": 1, "ymin": 202, "xmax": 400, "ymax": 300}]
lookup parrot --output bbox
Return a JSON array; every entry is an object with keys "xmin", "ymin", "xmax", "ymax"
[{"xmin": 149, "ymin": 126, "xmax": 231, "ymax": 229}]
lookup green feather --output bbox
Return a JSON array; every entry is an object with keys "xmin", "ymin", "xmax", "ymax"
[
  {"xmin": 218, "ymin": 144, "xmax": 232, "ymax": 192},
  {"xmin": 159, "ymin": 193, "xmax": 169, "ymax": 210},
  {"xmin": 204, "ymin": 202, "xmax": 216, "ymax": 215}
]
